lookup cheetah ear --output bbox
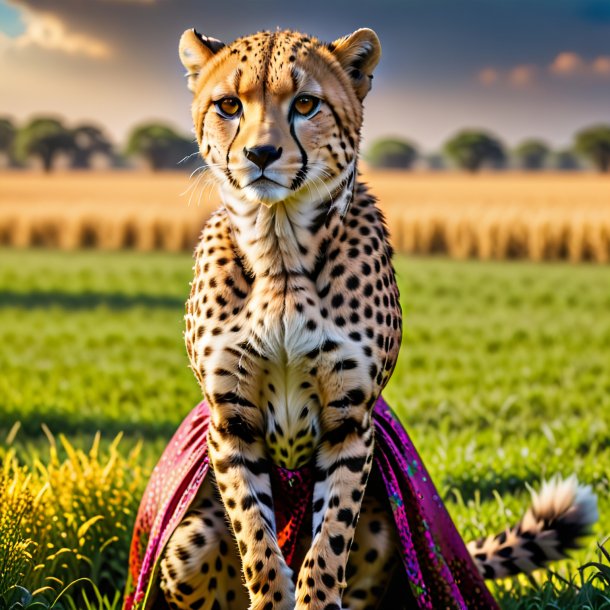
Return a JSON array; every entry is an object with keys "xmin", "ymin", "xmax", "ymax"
[
  {"xmin": 329, "ymin": 28, "xmax": 381, "ymax": 100},
  {"xmin": 179, "ymin": 28, "xmax": 225, "ymax": 93}
]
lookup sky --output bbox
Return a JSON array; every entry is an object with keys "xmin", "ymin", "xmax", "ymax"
[{"xmin": 0, "ymin": 0, "xmax": 609, "ymax": 152}]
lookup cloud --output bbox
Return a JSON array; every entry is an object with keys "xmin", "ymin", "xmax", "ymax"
[
  {"xmin": 476, "ymin": 65, "xmax": 537, "ymax": 88},
  {"xmin": 0, "ymin": 5, "xmax": 112, "ymax": 58},
  {"xmin": 479, "ymin": 52, "xmax": 610, "ymax": 87},
  {"xmin": 508, "ymin": 64, "xmax": 537, "ymax": 87},
  {"xmin": 592, "ymin": 55, "xmax": 610, "ymax": 75},
  {"xmin": 477, "ymin": 67, "xmax": 499, "ymax": 86},
  {"xmin": 549, "ymin": 51, "xmax": 610, "ymax": 78},
  {"xmin": 549, "ymin": 51, "xmax": 585, "ymax": 75}
]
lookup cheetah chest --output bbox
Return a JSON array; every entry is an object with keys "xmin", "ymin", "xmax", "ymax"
[{"xmin": 257, "ymin": 294, "xmax": 323, "ymax": 470}]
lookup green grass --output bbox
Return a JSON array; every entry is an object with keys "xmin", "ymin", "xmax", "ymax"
[{"xmin": 1, "ymin": 248, "xmax": 609, "ymax": 608}]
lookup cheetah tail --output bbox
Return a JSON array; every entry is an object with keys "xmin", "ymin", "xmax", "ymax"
[{"xmin": 466, "ymin": 475, "xmax": 599, "ymax": 580}]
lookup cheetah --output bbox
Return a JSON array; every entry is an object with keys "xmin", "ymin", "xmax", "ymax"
[{"xmin": 155, "ymin": 27, "xmax": 598, "ymax": 610}]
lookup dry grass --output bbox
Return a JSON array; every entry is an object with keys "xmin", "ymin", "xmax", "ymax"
[
  {"xmin": 372, "ymin": 172, "xmax": 610, "ymax": 262},
  {"xmin": 1, "ymin": 170, "xmax": 609, "ymax": 261},
  {"xmin": 0, "ymin": 171, "xmax": 214, "ymax": 252}
]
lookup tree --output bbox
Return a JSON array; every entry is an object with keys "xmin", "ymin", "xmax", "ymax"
[
  {"xmin": 552, "ymin": 150, "xmax": 581, "ymax": 171},
  {"xmin": 424, "ymin": 153, "xmax": 446, "ymax": 170},
  {"xmin": 365, "ymin": 138, "xmax": 418, "ymax": 169},
  {"xmin": 574, "ymin": 124, "xmax": 610, "ymax": 172},
  {"xmin": 514, "ymin": 139, "xmax": 550, "ymax": 170},
  {"xmin": 125, "ymin": 122, "xmax": 196, "ymax": 171},
  {"xmin": 0, "ymin": 117, "xmax": 16, "ymax": 166},
  {"xmin": 443, "ymin": 130, "xmax": 506, "ymax": 172},
  {"xmin": 71, "ymin": 124, "xmax": 114, "ymax": 169},
  {"xmin": 13, "ymin": 117, "xmax": 75, "ymax": 172}
]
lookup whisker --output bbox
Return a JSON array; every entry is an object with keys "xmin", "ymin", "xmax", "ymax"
[
  {"xmin": 199, "ymin": 178, "xmax": 217, "ymax": 208},
  {"xmin": 182, "ymin": 168, "xmax": 208, "ymax": 199},
  {"xmin": 189, "ymin": 165, "xmax": 206, "ymax": 179},
  {"xmin": 309, "ymin": 174, "xmax": 334, "ymax": 206},
  {"xmin": 180, "ymin": 161, "xmax": 230, "ymax": 199},
  {"xmin": 187, "ymin": 171, "xmax": 207, "ymax": 207},
  {"xmin": 178, "ymin": 150, "xmax": 202, "ymax": 165}
]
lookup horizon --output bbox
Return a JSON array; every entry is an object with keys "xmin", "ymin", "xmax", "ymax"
[{"xmin": 1, "ymin": 112, "xmax": 607, "ymax": 158}]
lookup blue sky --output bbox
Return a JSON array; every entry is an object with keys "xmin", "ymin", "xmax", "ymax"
[
  {"xmin": 0, "ymin": 0, "xmax": 23, "ymax": 36},
  {"xmin": 1, "ymin": 0, "xmax": 609, "ymax": 151}
]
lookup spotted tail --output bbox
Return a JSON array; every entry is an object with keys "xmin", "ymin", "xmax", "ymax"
[{"xmin": 466, "ymin": 475, "xmax": 599, "ymax": 579}]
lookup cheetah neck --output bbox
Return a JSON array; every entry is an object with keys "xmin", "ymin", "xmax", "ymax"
[{"xmin": 220, "ymin": 178, "xmax": 353, "ymax": 279}]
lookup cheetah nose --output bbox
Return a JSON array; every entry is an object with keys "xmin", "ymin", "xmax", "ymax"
[{"xmin": 243, "ymin": 145, "xmax": 282, "ymax": 170}]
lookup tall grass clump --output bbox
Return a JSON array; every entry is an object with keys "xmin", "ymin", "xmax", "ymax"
[
  {"xmin": 0, "ymin": 470, "xmax": 37, "ymax": 596},
  {"xmin": 0, "ymin": 426, "xmax": 145, "ymax": 605}
]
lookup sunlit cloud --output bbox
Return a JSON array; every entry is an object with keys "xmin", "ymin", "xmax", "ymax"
[
  {"xmin": 508, "ymin": 64, "xmax": 537, "ymax": 87},
  {"xmin": 477, "ymin": 67, "xmax": 499, "ymax": 86},
  {"xmin": 0, "ymin": 5, "xmax": 112, "ymax": 58},
  {"xmin": 549, "ymin": 51, "xmax": 586, "ymax": 75},
  {"xmin": 549, "ymin": 52, "xmax": 610, "ymax": 78},
  {"xmin": 592, "ymin": 55, "xmax": 610, "ymax": 76},
  {"xmin": 476, "ymin": 65, "xmax": 537, "ymax": 88},
  {"xmin": 480, "ymin": 52, "xmax": 610, "ymax": 87}
]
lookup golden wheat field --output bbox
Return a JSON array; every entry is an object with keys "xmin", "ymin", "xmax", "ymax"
[{"xmin": 1, "ymin": 170, "xmax": 609, "ymax": 261}]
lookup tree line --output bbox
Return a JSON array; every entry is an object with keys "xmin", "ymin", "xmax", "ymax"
[
  {"xmin": 367, "ymin": 126, "xmax": 610, "ymax": 172},
  {"xmin": 1, "ymin": 115, "xmax": 609, "ymax": 173},
  {"xmin": 0, "ymin": 116, "xmax": 199, "ymax": 172}
]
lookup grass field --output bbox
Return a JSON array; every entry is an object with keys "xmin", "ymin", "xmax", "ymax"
[
  {"xmin": 1, "ymin": 248, "xmax": 609, "ymax": 608},
  {"xmin": 1, "ymin": 171, "xmax": 610, "ymax": 261}
]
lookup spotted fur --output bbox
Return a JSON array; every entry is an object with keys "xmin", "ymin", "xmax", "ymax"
[
  {"xmin": 468, "ymin": 475, "xmax": 598, "ymax": 580},
  {"xmin": 159, "ymin": 27, "xmax": 598, "ymax": 610}
]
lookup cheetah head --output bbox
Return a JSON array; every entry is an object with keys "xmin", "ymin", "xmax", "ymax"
[{"xmin": 179, "ymin": 28, "xmax": 381, "ymax": 208}]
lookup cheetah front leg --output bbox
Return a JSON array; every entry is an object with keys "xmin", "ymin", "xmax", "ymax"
[
  {"xmin": 208, "ymin": 405, "xmax": 295, "ymax": 610},
  {"xmin": 295, "ymin": 410, "xmax": 374, "ymax": 610}
]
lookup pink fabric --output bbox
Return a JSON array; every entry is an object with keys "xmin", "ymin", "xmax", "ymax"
[{"xmin": 124, "ymin": 398, "xmax": 499, "ymax": 609}]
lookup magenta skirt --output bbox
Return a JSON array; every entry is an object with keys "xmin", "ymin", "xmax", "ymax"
[{"xmin": 124, "ymin": 397, "xmax": 499, "ymax": 609}]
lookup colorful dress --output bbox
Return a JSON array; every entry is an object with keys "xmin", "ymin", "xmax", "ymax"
[{"xmin": 124, "ymin": 397, "xmax": 499, "ymax": 609}]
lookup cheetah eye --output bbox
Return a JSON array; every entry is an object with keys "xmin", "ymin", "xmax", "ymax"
[
  {"xmin": 292, "ymin": 95, "xmax": 321, "ymax": 118},
  {"xmin": 215, "ymin": 97, "xmax": 242, "ymax": 119}
]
